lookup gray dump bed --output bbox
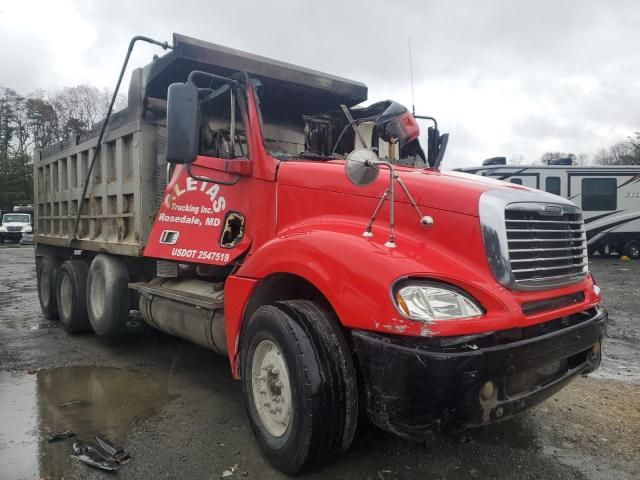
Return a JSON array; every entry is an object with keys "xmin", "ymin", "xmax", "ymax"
[{"xmin": 34, "ymin": 33, "xmax": 367, "ymax": 256}]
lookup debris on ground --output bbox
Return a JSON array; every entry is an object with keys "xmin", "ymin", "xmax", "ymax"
[
  {"xmin": 221, "ymin": 464, "xmax": 240, "ymax": 477},
  {"xmin": 70, "ymin": 436, "xmax": 131, "ymax": 472},
  {"xmin": 47, "ymin": 431, "xmax": 75, "ymax": 443},
  {"xmin": 96, "ymin": 435, "xmax": 130, "ymax": 463},
  {"xmin": 71, "ymin": 440, "xmax": 120, "ymax": 472}
]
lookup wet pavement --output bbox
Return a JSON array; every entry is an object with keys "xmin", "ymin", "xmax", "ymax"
[
  {"xmin": 0, "ymin": 245, "xmax": 639, "ymax": 480},
  {"xmin": 0, "ymin": 367, "xmax": 172, "ymax": 478}
]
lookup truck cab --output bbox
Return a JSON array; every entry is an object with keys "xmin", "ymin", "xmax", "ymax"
[
  {"xmin": 33, "ymin": 34, "xmax": 607, "ymax": 474},
  {"xmin": 0, "ymin": 212, "xmax": 32, "ymax": 243}
]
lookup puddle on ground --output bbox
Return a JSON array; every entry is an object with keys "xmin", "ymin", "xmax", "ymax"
[{"xmin": 0, "ymin": 366, "xmax": 175, "ymax": 479}]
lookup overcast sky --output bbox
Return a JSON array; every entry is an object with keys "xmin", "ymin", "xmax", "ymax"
[{"xmin": 1, "ymin": 0, "xmax": 639, "ymax": 168}]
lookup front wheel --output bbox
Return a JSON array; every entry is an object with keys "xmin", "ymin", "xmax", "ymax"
[{"xmin": 240, "ymin": 300, "xmax": 358, "ymax": 474}]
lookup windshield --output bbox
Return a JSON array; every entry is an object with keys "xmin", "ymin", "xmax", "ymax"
[
  {"xmin": 254, "ymin": 84, "xmax": 431, "ymax": 167},
  {"xmin": 2, "ymin": 214, "xmax": 30, "ymax": 224}
]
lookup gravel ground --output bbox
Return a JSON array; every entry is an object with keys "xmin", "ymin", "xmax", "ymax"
[{"xmin": 0, "ymin": 245, "xmax": 638, "ymax": 480}]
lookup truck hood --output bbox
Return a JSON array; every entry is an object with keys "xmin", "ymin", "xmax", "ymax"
[{"xmin": 277, "ymin": 160, "xmax": 528, "ymax": 217}]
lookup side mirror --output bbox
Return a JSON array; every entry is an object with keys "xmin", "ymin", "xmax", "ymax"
[
  {"xmin": 433, "ymin": 133, "xmax": 449, "ymax": 169},
  {"xmin": 345, "ymin": 148, "xmax": 380, "ymax": 186},
  {"xmin": 166, "ymin": 82, "xmax": 200, "ymax": 164},
  {"xmin": 427, "ymin": 126, "xmax": 439, "ymax": 167}
]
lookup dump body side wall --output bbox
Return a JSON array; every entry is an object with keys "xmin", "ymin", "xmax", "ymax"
[{"xmin": 34, "ymin": 119, "xmax": 165, "ymax": 257}]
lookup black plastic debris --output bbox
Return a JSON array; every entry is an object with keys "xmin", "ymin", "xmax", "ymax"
[
  {"xmin": 96, "ymin": 435, "xmax": 130, "ymax": 463},
  {"xmin": 71, "ymin": 440, "xmax": 120, "ymax": 472},
  {"xmin": 47, "ymin": 431, "xmax": 75, "ymax": 443}
]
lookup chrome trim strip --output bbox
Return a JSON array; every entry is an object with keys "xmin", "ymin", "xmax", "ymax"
[
  {"xmin": 506, "ymin": 228, "xmax": 584, "ymax": 233},
  {"xmin": 509, "ymin": 246, "xmax": 586, "ymax": 253},
  {"xmin": 512, "ymin": 262, "xmax": 588, "ymax": 273},
  {"xmin": 510, "ymin": 253, "xmax": 587, "ymax": 263},
  {"xmin": 507, "ymin": 236, "xmax": 586, "ymax": 243},
  {"xmin": 506, "ymin": 219, "xmax": 583, "ymax": 225}
]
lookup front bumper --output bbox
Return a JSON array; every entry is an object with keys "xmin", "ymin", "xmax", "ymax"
[
  {"xmin": 352, "ymin": 306, "xmax": 607, "ymax": 440},
  {"xmin": 0, "ymin": 232, "xmax": 23, "ymax": 242}
]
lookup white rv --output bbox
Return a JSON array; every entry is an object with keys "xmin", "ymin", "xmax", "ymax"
[{"xmin": 459, "ymin": 161, "xmax": 640, "ymax": 258}]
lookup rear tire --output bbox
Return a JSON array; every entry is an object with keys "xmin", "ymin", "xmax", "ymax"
[
  {"xmin": 240, "ymin": 300, "xmax": 358, "ymax": 474},
  {"xmin": 57, "ymin": 260, "xmax": 92, "ymax": 333},
  {"xmin": 623, "ymin": 240, "xmax": 640, "ymax": 259},
  {"xmin": 37, "ymin": 255, "xmax": 62, "ymax": 319},
  {"xmin": 87, "ymin": 254, "xmax": 130, "ymax": 336}
]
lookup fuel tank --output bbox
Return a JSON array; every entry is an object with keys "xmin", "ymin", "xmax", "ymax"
[{"xmin": 138, "ymin": 278, "xmax": 227, "ymax": 355}]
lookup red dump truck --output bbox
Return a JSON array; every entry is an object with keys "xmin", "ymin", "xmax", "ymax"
[{"xmin": 34, "ymin": 33, "xmax": 607, "ymax": 473}]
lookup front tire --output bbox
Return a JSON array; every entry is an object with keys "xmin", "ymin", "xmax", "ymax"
[
  {"xmin": 240, "ymin": 300, "xmax": 358, "ymax": 474},
  {"xmin": 57, "ymin": 260, "xmax": 92, "ymax": 333},
  {"xmin": 87, "ymin": 254, "xmax": 130, "ymax": 336},
  {"xmin": 37, "ymin": 255, "xmax": 62, "ymax": 319}
]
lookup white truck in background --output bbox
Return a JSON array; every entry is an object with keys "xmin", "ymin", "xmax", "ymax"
[{"xmin": 0, "ymin": 206, "xmax": 33, "ymax": 244}]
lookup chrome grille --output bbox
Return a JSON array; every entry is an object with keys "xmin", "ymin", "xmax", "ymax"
[
  {"xmin": 505, "ymin": 204, "xmax": 587, "ymax": 288},
  {"xmin": 6, "ymin": 226, "xmax": 22, "ymax": 232}
]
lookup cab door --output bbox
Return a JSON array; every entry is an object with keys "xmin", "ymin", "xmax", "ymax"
[{"xmin": 145, "ymin": 80, "xmax": 253, "ymax": 266}]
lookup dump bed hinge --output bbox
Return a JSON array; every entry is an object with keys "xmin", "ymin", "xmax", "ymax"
[{"xmin": 129, "ymin": 282, "xmax": 223, "ymax": 310}]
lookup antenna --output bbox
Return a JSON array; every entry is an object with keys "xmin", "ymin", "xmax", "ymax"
[{"xmin": 408, "ymin": 37, "xmax": 415, "ymax": 115}]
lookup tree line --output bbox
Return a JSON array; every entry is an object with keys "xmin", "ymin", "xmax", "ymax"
[
  {"xmin": 537, "ymin": 132, "xmax": 640, "ymax": 166},
  {"xmin": 0, "ymin": 85, "xmax": 124, "ymax": 212}
]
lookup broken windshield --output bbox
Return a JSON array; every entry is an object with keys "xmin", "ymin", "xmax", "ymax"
[{"xmin": 253, "ymin": 81, "xmax": 429, "ymax": 167}]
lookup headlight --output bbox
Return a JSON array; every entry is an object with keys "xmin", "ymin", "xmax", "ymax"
[
  {"xmin": 394, "ymin": 282, "xmax": 483, "ymax": 321},
  {"xmin": 0, "ymin": 227, "xmax": 6, "ymax": 232},
  {"xmin": 23, "ymin": 226, "xmax": 33, "ymax": 233}
]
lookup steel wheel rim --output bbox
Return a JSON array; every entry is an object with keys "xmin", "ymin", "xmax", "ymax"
[
  {"xmin": 59, "ymin": 274, "xmax": 73, "ymax": 319},
  {"xmin": 251, "ymin": 339, "xmax": 292, "ymax": 437}
]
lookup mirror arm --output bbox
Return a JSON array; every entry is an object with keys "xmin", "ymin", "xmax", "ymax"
[
  {"xmin": 186, "ymin": 163, "xmax": 240, "ymax": 186},
  {"xmin": 362, "ymin": 188, "xmax": 390, "ymax": 238},
  {"xmin": 188, "ymin": 70, "xmax": 239, "ymax": 88},
  {"xmin": 367, "ymin": 158, "xmax": 433, "ymax": 246},
  {"xmin": 414, "ymin": 114, "xmax": 438, "ymax": 131},
  {"xmin": 200, "ymin": 84, "xmax": 230, "ymax": 105}
]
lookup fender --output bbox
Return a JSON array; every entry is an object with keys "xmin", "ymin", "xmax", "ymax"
[
  {"xmin": 224, "ymin": 214, "xmax": 600, "ymax": 376},
  {"xmin": 224, "ymin": 217, "xmax": 504, "ymax": 374}
]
